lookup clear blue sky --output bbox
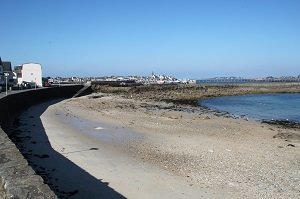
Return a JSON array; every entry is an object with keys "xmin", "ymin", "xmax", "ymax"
[{"xmin": 1, "ymin": 0, "xmax": 299, "ymax": 79}]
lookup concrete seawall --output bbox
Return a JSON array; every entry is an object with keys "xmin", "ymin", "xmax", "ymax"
[{"xmin": 0, "ymin": 85, "xmax": 84, "ymax": 199}]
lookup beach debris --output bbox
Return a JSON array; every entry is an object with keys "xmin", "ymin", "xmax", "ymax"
[
  {"xmin": 95, "ymin": 127, "xmax": 105, "ymax": 130},
  {"xmin": 226, "ymin": 149, "xmax": 231, "ymax": 152},
  {"xmin": 208, "ymin": 149, "xmax": 214, "ymax": 153},
  {"xmin": 89, "ymin": 147, "xmax": 99, "ymax": 150}
]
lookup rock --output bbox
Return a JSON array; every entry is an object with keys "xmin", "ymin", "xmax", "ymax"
[
  {"xmin": 202, "ymin": 116, "xmax": 210, "ymax": 120},
  {"xmin": 273, "ymin": 132, "xmax": 300, "ymax": 141},
  {"xmin": 287, "ymin": 144, "xmax": 295, "ymax": 147}
]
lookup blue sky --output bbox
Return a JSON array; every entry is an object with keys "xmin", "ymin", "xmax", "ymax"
[{"xmin": 1, "ymin": 0, "xmax": 299, "ymax": 79}]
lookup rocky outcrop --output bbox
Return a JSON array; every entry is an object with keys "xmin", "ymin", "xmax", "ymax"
[{"xmin": 92, "ymin": 83, "xmax": 300, "ymax": 106}]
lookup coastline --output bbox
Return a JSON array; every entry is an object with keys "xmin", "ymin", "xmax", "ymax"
[
  {"xmin": 9, "ymin": 84, "xmax": 300, "ymax": 198},
  {"xmin": 64, "ymin": 93, "xmax": 300, "ymax": 198},
  {"xmin": 92, "ymin": 83, "xmax": 300, "ymax": 128},
  {"xmin": 200, "ymin": 93, "xmax": 300, "ymax": 128},
  {"xmin": 11, "ymin": 99, "xmax": 233, "ymax": 199}
]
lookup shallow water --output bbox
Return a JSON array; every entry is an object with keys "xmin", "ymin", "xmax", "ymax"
[{"xmin": 200, "ymin": 93, "xmax": 300, "ymax": 122}]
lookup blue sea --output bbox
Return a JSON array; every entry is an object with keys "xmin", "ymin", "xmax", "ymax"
[{"xmin": 200, "ymin": 93, "xmax": 300, "ymax": 122}]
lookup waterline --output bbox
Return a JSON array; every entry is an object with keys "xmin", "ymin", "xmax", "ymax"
[{"xmin": 200, "ymin": 93, "xmax": 300, "ymax": 122}]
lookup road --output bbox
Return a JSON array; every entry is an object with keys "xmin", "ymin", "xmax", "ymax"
[
  {"xmin": 0, "ymin": 88, "xmax": 45, "ymax": 99},
  {"xmin": 0, "ymin": 90, "xmax": 20, "ymax": 99}
]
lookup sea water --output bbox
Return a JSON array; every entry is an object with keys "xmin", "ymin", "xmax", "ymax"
[{"xmin": 200, "ymin": 93, "xmax": 300, "ymax": 122}]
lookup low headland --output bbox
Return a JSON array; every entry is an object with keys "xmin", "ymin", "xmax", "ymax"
[{"xmin": 92, "ymin": 82, "xmax": 300, "ymax": 105}]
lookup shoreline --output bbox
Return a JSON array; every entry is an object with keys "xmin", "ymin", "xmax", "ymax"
[
  {"xmin": 91, "ymin": 82, "xmax": 300, "ymax": 104},
  {"xmin": 59, "ymin": 92, "xmax": 299, "ymax": 198},
  {"xmin": 7, "ymin": 84, "xmax": 300, "ymax": 198},
  {"xmin": 92, "ymin": 83, "xmax": 300, "ymax": 126},
  {"xmin": 199, "ymin": 93, "xmax": 300, "ymax": 129},
  {"xmin": 9, "ymin": 99, "xmax": 234, "ymax": 199}
]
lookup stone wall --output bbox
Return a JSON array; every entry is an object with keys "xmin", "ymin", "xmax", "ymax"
[{"xmin": 0, "ymin": 85, "xmax": 83, "ymax": 199}]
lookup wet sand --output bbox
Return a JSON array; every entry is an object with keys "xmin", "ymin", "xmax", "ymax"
[
  {"xmin": 11, "ymin": 99, "xmax": 229, "ymax": 199},
  {"xmin": 11, "ymin": 92, "xmax": 300, "ymax": 198}
]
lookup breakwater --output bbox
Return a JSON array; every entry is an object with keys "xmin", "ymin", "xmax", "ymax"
[{"xmin": 0, "ymin": 85, "xmax": 84, "ymax": 199}]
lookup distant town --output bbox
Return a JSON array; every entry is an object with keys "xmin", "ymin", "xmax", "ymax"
[
  {"xmin": 45, "ymin": 74, "xmax": 300, "ymax": 85},
  {"xmin": 1, "ymin": 56, "xmax": 300, "ymax": 93},
  {"xmin": 197, "ymin": 76, "xmax": 300, "ymax": 84},
  {"xmin": 46, "ymin": 73, "xmax": 196, "ymax": 85}
]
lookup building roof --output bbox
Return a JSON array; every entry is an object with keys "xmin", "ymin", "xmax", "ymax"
[{"xmin": 3, "ymin": 62, "xmax": 12, "ymax": 71}]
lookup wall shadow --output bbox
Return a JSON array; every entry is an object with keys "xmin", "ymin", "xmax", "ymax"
[{"xmin": 6, "ymin": 99, "xmax": 126, "ymax": 199}]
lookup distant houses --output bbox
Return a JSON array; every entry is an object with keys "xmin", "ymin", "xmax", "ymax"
[
  {"xmin": 2, "ymin": 61, "xmax": 12, "ymax": 71},
  {"xmin": 14, "ymin": 63, "xmax": 43, "ymax": 87},
  {"xmin": 197, "ymin": 76, "xmax": 300, "ymax": 84},
  {"xmin": 0, "ymin": 57, "xmax": 43, "ymax": 92},
  {"xmin": 1, "ymin": 55, "xmax": 300, "ymax": 90},
  {"xmin": 2, "ymin": 61, "xmax": 17, "ymax": 88},
  {"xmin": 47, "ymin": 73, "xmax": 194, "ymax": 85}
]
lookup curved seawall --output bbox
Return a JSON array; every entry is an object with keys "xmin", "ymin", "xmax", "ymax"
[{"xmin": 0, "ymin": 85, "xmax": 84, "ymax": 199}]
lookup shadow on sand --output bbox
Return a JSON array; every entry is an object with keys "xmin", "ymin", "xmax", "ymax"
[{"xmin": 6, "ymin": 99, "xmax": 126, "ymax": 199}]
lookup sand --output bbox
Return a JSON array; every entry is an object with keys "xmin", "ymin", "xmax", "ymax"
[{"xmin": 13, "ymin": 93, "xmax": 300, "ymax": 198}]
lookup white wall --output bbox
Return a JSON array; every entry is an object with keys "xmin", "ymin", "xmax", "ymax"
[{"xmin": 21, "ymin": 63, "xmax": 43, "ymax": 87}]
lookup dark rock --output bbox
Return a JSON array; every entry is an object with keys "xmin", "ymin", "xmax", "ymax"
[
  {"xmin": 287, "ymin": 144, "xmax": 295, "ymax": 147},
  {"xmin": 262, "ymin": 120, "xmax": 300, "ymax": 129}
]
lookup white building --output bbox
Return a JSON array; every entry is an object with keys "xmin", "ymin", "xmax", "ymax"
[{"xmin": 14, "ymin": 63, "xmax": 43, "ymax": 87}]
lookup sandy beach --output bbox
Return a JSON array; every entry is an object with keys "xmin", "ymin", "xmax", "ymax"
[{"xmin": 11, "ymin": 91, "xmax": 300, "ymax": 198}]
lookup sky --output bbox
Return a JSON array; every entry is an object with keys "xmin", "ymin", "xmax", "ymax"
[{"xmin": 0, "ymin": 0, "xmax": 299, "ymax": 79}]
